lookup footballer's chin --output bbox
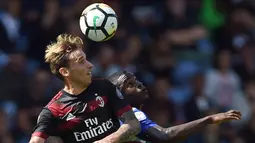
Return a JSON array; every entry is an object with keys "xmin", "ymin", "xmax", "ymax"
[
  {"xmin": 86, "ymin": 76, "xmax": 92, "ymax": 83},
  {"xmin": 142, "ymin": 90, "xmax": 149, "ymax": 98},
  {"xmin": 136, "ymin": 94, "xmax": 149, "ymax": 105},
  {"xmin": 137, "ymin": 91, "xmax": 149, "ymax": 102},
  {"xmin": 84, "ymin": 74, "xmax": 92, "ymax": 85}
]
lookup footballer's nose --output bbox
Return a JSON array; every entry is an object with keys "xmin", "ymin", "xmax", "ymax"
[{"xmin": 87, "ymin": 60, "xmax": 93, "ymax": 69}]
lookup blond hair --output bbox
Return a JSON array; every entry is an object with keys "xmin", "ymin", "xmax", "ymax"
[{"xmin": 45, "ymin": 34, "xmax": 84, "ymax": 80}]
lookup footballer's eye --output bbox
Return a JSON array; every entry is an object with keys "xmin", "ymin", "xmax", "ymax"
[
  {"xmin": 79, "ymin": 59, "xmax": 85, "ymax": 64},
  {"xmin": 128, "ymin": 82, "xmax": 134, "ymax": 87}
]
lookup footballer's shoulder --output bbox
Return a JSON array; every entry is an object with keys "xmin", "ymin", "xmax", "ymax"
[
  {"xmin": 46, "ymin": 91, "xmax": 63, "ymax": 106},
  {"xmin": 132, "ymin": 107, "xmax": 148, "ymax": 121},
  {"xmin": 44, "ymin": 91, "xmax": 65, "ymax": 117}
]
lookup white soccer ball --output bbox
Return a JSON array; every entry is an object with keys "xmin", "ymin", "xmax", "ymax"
[{"xmin": 79, "ymin": 3, "xmax": 118, "ymax": 42}]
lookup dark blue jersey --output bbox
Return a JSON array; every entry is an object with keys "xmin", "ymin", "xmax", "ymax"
[
  {"xmin": 120, "ymin": 107, "xmax": 157, "ymax": 142},
  {"xmin": 132, "ymin": 108, "xmax": 157, "ymax": 135}
]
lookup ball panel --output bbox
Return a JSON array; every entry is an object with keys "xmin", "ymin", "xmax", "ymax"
[
  {"xmin": 79, "ymin": 16, "xmax": 87, "ymax": 35},
  {"xmin": 86, "ymin": 9, "xmax": 105, "ymax": 27},
  {"xmin": 98, "ymin": 4, "xmax": 116, "ymax": 15},
  {"xmin": 87, "ymin": 29, "xmax": 106, "ymax": 42},
  {"xmin": 99, "ymin": 3, "xmax": 111, "ymax": 9},
  {"xmin": 104, "ymin": 17, "xmax": 118, "ymax": 35},
  {"xmin": 101, "ymin": 28, "xmax": 109, "ymax": 37},
  {"xmin": 103, "ymin": 31, "xmax": 116, "ymax": 41}
]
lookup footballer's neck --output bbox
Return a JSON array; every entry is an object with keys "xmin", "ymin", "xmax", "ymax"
[
  {"xmin": 131, "ymin": 103, "xmax": 144, "ymax": 111},
  {"xmin": 63, "ymin": 82, "xmax": 89, "ymax": 95},
  {"xmin": 129, "ymin": 101, "xmax": 143, "ymax": 110}
]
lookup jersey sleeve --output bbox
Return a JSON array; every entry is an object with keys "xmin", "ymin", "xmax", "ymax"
[
  {"xmin": 32, "ymin": 108, "xmax": 58, "ymax": 139},
  {"xmin": 107, "ymin": 80, "xmax": 132, "ymax": 117},
  {"xmin": 133, "ymin": 108, "xmax": 157, "ymax": 134}
]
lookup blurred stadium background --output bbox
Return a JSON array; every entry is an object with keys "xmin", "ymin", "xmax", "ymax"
[{"xmin": 0, "ymin": 0, "xmax": 255, "ymax": 142}]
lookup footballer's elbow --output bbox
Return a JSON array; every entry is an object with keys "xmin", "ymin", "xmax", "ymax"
[
  {"xmin": 119, "ymin": 110, "xmax": 141, "ymax": 136},
  {"xmin": 123, "ymin": 118, "xmax": 141, "ymax": 136},
  {"xmin": 130, "ymin": 118, "xmax": 141, "ymax": 135}
]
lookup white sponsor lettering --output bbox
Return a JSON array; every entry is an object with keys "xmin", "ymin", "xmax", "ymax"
[
  {"xmin": 74, "ymin": 117, "xmax": 113, "ymax": 141},
  {"xmin": 84, "ymin": 117, "xmax": 98, "ymax": 126}
]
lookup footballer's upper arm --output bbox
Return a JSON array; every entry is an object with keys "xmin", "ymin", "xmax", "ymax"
[
  {"xmin": 145, "ymin": 125, "xmax": 170, "ymax": 141},
  {"xmin": 29, "ymin": 136, "xmax": 45, "ymax": 143},
  {"xmin": 132, "ymin": 108, "xmax": 169, "ymax": 141},
  {"xmin": 31, "ymin": 108, "xmax": 57, "ymax": 140},
  {"xmin": 119, "ymin": 109, "xmax": 141, "ymax": 134}
]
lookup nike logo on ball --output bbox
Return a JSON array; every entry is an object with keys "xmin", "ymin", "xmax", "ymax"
[{"xmin": 93, "ymin": 16, "xmax": 99, "ymax": 36}]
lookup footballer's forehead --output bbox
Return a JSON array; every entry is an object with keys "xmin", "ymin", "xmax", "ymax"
[
  {"xmin": 120, "ymin": 72, "xmax": 135, "ymax": 84},
  {"xmin": 69, "ymin": 49, "xmax": 86, "ymax": 62}
]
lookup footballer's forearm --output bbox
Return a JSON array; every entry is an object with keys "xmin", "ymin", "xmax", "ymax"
[
  {"xmin": 100, "ymin": 110, "xmax": 141, "ymax": 143},
  {"xmin": 164, "ymin": 116, "xmax": 211, "ymax": 138},
  {"xmin": 29, "ymin": 136, "xmax": 45, "ymax": 143},
  {"xmin": 146, "ymin": 116, "xmax": 212, "ymax": 142}
]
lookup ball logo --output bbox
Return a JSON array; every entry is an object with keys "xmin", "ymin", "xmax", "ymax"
[
  {"xmin": 93, "ymin": 16, "xmax": 99, "ymax": 36},
  {"xmin": 116, "ymin": 88, "xmax": 124, "ymax": 99},
  {"xmin": 111, "ymin": 22, "xmax": 115, "ymax": 29}
]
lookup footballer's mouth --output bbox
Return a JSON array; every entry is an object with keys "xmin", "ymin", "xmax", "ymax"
[
  {"xmin": 139, "ymin": 88, "xmax": 148, "ymax": 98},
  {"xmin": 87, "ymin": 71, "xmax": 92, "ymax": 76},
  {"xmin": 141, "ymin": 86, "xmax": 148, "ymax": 94},
  {"xmin": 141, "ymin": 88, "xmax": 148, "ymax": 93},
  {"xmin": 143, "ymin": 90, "xmax": 148, "ymax": 96}
]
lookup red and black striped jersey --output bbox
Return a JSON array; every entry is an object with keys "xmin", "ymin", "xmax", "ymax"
[{"xmin": 32, "ymin": 79, "xmax": 132, "ymax": 143}]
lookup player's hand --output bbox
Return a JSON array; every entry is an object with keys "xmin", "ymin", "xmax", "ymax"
[
  {"xmin": 93, "ymin": 139, "xmax": 111, "ymax": 143},
  {"xmin": 93, "ymin": 141, "xmax": 111, "ymax": 143},
  {"xmin": 208, "ymin": 110, "xmax": 242, "ymax": 124}
]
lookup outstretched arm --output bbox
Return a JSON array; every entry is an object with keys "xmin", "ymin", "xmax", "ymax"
[
  {"xmin": 145, "ymin": 110, "xmax": 242, "ymax": 142},
  {"xmin": 29, "ymin": 136, "xmax": 45, "ymax": 143},
  {"xmin": 94, "ymin": 110, "xmax": 141, "ymax": 143}
]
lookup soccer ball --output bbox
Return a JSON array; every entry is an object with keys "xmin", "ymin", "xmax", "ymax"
[{"xmin": 79, "ymin": 3, "xmax": 118, "ymax": 42}]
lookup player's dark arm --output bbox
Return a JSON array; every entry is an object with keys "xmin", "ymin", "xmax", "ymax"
[
  {"xmin": 145, "ymin": 116, "xmax": 211, "ymax": 142},
  {"xmin": 144, "ymin": 110, "xmax": 241, "ymax": 142},
  {"xmin": 95, "ymin": 110, "xmax": 141, "ymax": 143}
]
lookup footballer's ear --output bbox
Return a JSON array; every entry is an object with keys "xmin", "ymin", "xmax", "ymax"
[{"xmin": 59, "ymin": 67, "xmax": 70, "ymax": 77}]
